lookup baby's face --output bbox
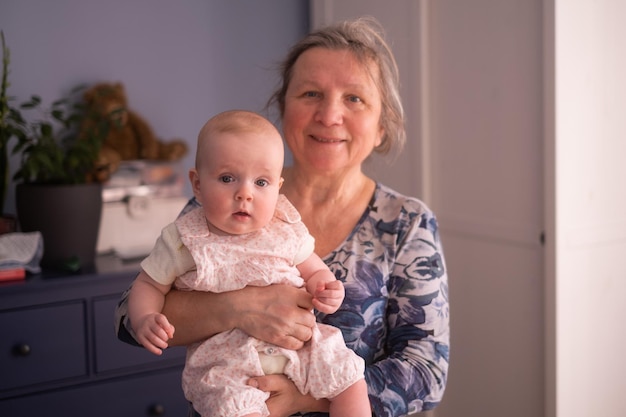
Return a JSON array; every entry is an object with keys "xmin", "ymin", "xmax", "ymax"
[{"xmin": 192, "ymin": 129, "xmax": 284, "ymax": 236}]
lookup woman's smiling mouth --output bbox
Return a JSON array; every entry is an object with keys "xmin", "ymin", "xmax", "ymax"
[{"xmin": 311, "ymin": 135, "xmax": 345, "ymax": 143}]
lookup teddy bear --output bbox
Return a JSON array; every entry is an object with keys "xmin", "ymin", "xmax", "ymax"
[{"xmin": 81, "ymin": 82, "xmax": 188, "ymax": 182}]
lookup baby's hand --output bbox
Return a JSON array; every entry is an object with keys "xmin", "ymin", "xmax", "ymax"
[
  {"xmin": 312, "ymin": 280, "xmax": 345, "ymax": 314},
  {"xmin": 135, "ymin": 313, "xmax": 175, "ymax": 356}
]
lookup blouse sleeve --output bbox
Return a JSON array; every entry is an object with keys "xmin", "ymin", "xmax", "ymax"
[{"xmin": 368, "ymin": 203, "xmax": 450, "ymax": 416}]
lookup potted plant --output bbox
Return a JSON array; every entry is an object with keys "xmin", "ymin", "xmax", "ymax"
[
  {"xmin": 12, "ymin": 87, "xmax": 111, "ymax": 272},
  {"xmin": 0, "ymin": 30, "xmax": 21, "ymax": 234},
  {"xmin": 1, "ymin": 32, "xmax": 110, "ymax": 272}
]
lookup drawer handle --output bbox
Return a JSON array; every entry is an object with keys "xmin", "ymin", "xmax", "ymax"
[
  {"xmin": 148, "ymin": 403, "xmax": 165, "ymax": 416},
  {"xmin": 12, "ymin": 343, "xmax": 31, "ymax": 357}
]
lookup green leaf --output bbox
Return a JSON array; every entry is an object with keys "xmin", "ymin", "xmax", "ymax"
[
  {"xmin": 20, "ymin": 95, "xmax": 41, "ymax": 108},
  {"xmin": 8, "ymin": 84, "xmax": 110, "ymax": 184},
  {"xmin": 51, "ymin": 97, "xmax": 69, "ymax": 107},
  {"xmin": 51, "ymin": 109, "xmax": 64, "ymax": 122}
]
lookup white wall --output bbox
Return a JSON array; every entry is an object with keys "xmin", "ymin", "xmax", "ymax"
[{"xmin": 546, "ymin": 0, "xmax": 626, "ymax": 416}]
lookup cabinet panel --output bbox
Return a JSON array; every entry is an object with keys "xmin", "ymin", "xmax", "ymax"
[
  {"xmin": 0, "ymin": 302, "xmax": 86, "ymax": 391},
  {"xmin": 0, "ymin": 368, "xmax": 188, "ymax": 417},
  {"xmin": 93, "ymin": 295, "xmax": 186, "ymax": 373}
]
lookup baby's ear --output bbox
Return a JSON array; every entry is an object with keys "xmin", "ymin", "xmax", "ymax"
[
  {"xmin": 189, "ymin": 169, "xmax": 202, "ymax": 200},
  {"xmin": 279, "ymin": 177, "xmax": 285, "ymax": 188}
]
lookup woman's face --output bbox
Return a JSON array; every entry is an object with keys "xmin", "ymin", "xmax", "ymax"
[{"xmin": 282, "ymin": 47, "xmax": 384, "ymax": 175}]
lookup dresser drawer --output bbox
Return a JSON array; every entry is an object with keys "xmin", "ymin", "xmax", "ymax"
[
  {"xmin": 0, "ymin": 302, "xmax": 87, "ymax": 392},
  {"xmin": 0, "ymin": 368, "xmax": 188, "ymax": 417},
  {"xmin": 93, "ymin": 295, "xmax": 186, "ymax": 373}
]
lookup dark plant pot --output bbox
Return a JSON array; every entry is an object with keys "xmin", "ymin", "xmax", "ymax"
[{"xmin": 16, "ymin": 183, "xmax": 103, "ymax": 272}]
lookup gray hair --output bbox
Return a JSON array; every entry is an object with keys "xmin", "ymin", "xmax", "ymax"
[{"xmin": 268, "ymin": 16, "xmax": 406, "ymax": 155}]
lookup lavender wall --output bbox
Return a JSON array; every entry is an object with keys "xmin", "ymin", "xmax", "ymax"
[{"xmin": 0, "ymin": 0, "xmax": 309, "ymax": 215}]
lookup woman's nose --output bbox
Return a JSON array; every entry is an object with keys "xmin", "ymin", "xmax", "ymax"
[{"xmin": 315, "ymin": 98, "xmax": 343, "ymax": 126}]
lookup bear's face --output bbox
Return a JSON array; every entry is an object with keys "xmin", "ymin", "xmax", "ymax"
[
  {"xmin": 102, "ymin": 100, "xmax": 128, "ymax": 128},
  {"xmin": 84, "ymin": 82, "xmax": 129, "ymax": 127}
]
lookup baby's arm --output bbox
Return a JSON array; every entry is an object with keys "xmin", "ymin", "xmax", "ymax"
[
  {"xmin": 297, "ymin": 253, "xmax": 345, "ymax": 314},
  {"xmin": 127, "ymin": 270, "xmax": 175, "ymax": 355}
]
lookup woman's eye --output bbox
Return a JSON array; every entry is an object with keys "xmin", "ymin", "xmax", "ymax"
[
  {"xmin": 219, "ymin": 175, "xmax": 234, "ymax": 183},
  {"xmin": 256, "ymin": 179, "xmax": 269, "ymax": 187},
  {"xmin": 303, "ymin": 91, "xmax": 320, "ymax": 98},
  {"xmin": 347, "ymin": 95, "xmax": 362, "ymax": 103}
]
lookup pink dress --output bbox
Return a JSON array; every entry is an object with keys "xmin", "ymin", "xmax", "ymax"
[{"xmin": 143, "ymin": 196, "xmax": 365, "ymax": 417}]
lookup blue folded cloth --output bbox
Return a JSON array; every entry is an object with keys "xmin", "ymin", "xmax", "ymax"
[{"xmin": 0, "ymin": 231, "xmax": 44, "ymax": 273}]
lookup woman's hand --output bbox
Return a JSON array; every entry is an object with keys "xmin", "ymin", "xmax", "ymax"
[
  {"xmin": 234, "ymin": 285, "xmax": 317, "ymax": 350},
  {"xmin": 248, "ymin": 374, "xmax": 330, "ymax": 417},
  {"xmin": 164, "ymin": 284, "xmax": 316, "ymax": 349}
]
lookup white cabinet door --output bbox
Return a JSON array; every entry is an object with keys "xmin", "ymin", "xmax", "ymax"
[
  {"xmin": 427, "ymin": 2, "xmax": 545, "ymax": 417},
  {"xmin": 310, "ymin": 2, "xmax": 545, "ymax": 417}
]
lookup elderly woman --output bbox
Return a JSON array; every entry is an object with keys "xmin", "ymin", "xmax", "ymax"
[{"xmin": 116, "ymin": 17, "xmax": 449, "ymax": 417}]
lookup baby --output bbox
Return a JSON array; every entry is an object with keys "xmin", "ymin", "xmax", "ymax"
[{"xmin": 127, "ymin": 110, "xmax": 370, "ymax": 417}]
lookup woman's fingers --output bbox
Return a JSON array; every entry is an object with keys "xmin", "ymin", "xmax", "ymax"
[{"xmin": 238, "ymin": 285, "xmax": 316, "ymax": 349}]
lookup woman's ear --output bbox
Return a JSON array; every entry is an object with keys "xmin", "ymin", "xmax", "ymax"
[{"xmin": 376, "ymin": 126, "xmax": 385, "ymax": 148}]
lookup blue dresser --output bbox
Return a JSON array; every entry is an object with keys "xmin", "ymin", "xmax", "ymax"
[{"xmin": 0, "ymin": 256, "xmax": 188, "ymax": 416}]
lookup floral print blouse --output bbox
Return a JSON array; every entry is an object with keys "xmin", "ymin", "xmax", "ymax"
[
  {"xmin": 307, "ymin": 183, "xmax": 449, "ymax": 417},
  {"xmin": 114, "ymin": 183, "xmax": 449, "ymax": 417}
]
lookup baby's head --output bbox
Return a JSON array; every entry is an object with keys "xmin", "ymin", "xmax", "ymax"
[{"xmin": 190, "ymin": 110, "xmax": 285, "ymax": 236}]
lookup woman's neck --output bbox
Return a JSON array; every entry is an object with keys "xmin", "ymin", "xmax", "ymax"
[
  {"xmin": 281, "ymin": 166, "xmax": 372, "ymax": 206},
  {"xmin": 280, "ymin": 166, "xmax": 376, "ymax": 257}
]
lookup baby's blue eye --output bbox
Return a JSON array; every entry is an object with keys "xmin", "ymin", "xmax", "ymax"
[
  {"xmin": 219, "ymin": 175, "xmax": 234, "ymax": 183},
  {"xmin": 256, "ymin": 179, "xmax": 269, "ymax": 187}
]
